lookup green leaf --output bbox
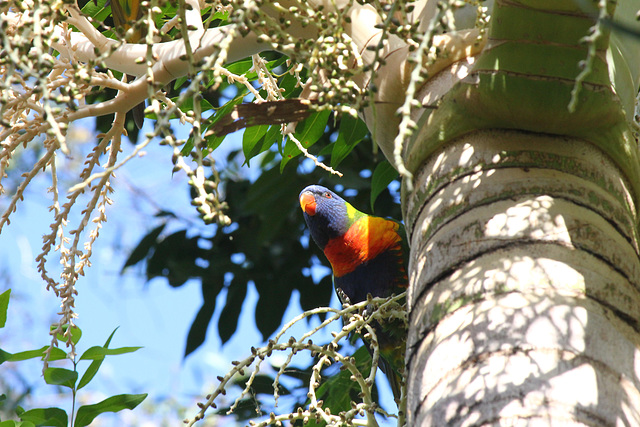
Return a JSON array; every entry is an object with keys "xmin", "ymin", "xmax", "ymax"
[
  {"xmin": 0, "ymin": 420, "xmax": 34, "ymax": 427},
  {"xmin": 246, "ymin": 124, "xmax": 284, "ymax": 167},
  {"xmin": 173, "ymin": 76, "xmax": 188, "ymax": 90},
  {"xmin": 206, "ymin": 93, "xmax": 248, "ymax": 129},
  {"xmin": 47, "ymin": 347, "xmax": 68, "ymax": 362},
  {"xmin": 0, "ymin": 289, "xmax": 9, "ymax": 328},
  {"xmin": 2, "ymin": 346, "xmax": 66, "ymax": 364},
  {"xmin": 294, "ymin": 110, "xmax": 331, "ymax": 146},
  {"xmin": 280, "ymin": 110, "xmax": 331, "ymax": 171},
  {"xmin": 145, "ymin": 230, "xmax": 203, "ymax": 287},
  {"xmin": 233, "ymin": 374, "xmax": 290, "ymax": 396},
  {"xmin": 0, "ymin": 349, "xmax": 11, "ymax": 365},
  {"xmin": 215, "ymin": 398, "xmax": 265, "ymax": 421},
  {"xmin": 8, "ymin": 347, "xmax": 49, "ymax": 362},
  {"xmin": 184, "ymin": 301, "xmax": 215, "ymax": 358},
  {"xmin": 254, "ymin": 282, "xmax": 293, "ymax": 341},
  {"xmin": 185, "ymin": 279, "xmax": 223, "ymax": 357},
  {"xmin": 370, "ymin": 161, "xmax": 398, "ymax": 211},
  {"xmin": 44, "ymin": 367, "xmax": 77, "ymax": 389},
  {"xmin": 278, "ymin": 71, "xmax": 303, "ymax": 98},
  {"xmin": 79, "ymin": 346, "xmax": 142, "ymax": 361},
  {"xmin": 182, "ymin": 91, "xmax": 248, "ymax": 156},
  {"xmin": 77, "ymin": 360, "xmax": 99, "ymax": 390},
  {"xmin": 77, "ymin": 327, "xmax": 124, "ymax": 390},
  {"xmin": 210, "ymin": 9, "xmax": 230, "ymax": 21},
  {"xmin": 222, "ymin": 57, "xmax": 287, "ymax": 83},
  {"xmin": 52, "ymin": 325, "xmax": 81, "ymax": 346},
  {"xmin": 222, "ymin": 58, "xmax": 253, "ymax": 78},
  {"xmin": 74, "ymin": 394, "xmax": 147, "ymax": 427},
  {"xmin": 305, "ymin": 346, "xmax": 375, "ymax": 427},
  {"xmin": 204, "ymin": 134, "xmax": 225, "ymax": 152},
  {"xmin": 242, "ymin": 124, "xmax": 270, "ymax": 165},
  {"xmin": 17, "ymin": 408, "xmax": 66, "ymax": 427},
  {"xmin": 260, "ymin": 149, "xmax": 277, "ymax": 168},
  {"xmin": 122, "ymin": 223, "xmax": 166, "ymax": 270},
  {"xmin": 173, "ymin": 96, "xmax": 213, "ymax": 115},
  {"xmin": 218, "ymin": 280, "xmax": 247, "ymax": 344},
  {"xmin": 18, "ymin": 407, "xmax": 67, "ymax": 427},
  {"xmin": 80, "ymin": 0, "xmax": 110, "ymax": 23},
  {"xmin": 331, "ymin": 115, "xmax": 369, "ymax": 167}
]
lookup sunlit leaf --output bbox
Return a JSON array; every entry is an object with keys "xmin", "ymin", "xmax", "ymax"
[
  {"xmin": 74, "ymin": 394, "xmax": 147, "ymax": 427},
  {"xmin": 77, "ymin": 327, "xmax": 121, "ymax": 390},
  {"xmin": 47, "ymin": 347, "xmax": 68, "ymax": 362},
  {"xmin": 80, "ymin": 0, "xmax": 110, "ymax": 23},
  {"xmin": 280, "ymin": 110, "xmax": 331, "ymax": 171},
  {"xmin": 242, "ymin": 125, "xmax": 270, "ymax": 165},
  {"xmin": 79, "ymin": 346, "xmax": 142, "ymax": 361},
  {"xmin": 370, "ymin": 161, "xmax": 398, "ymax": 211},
  {"xmin": 0, "ymin": 289, "xmax": 10, "ymax": 328},
  {"xmin": 0, "ymin": 420, "xmax": 35, "ymax": 427},
  {"xmin": 0, "ymin": 349, "xmax": 9, "ymax": 364},
  {"xmin": 8, "ymin": 347, "xmax": 50, "ymax": 362},
  {"xmin": 17, "ymin": 407, "xmax": 67, "ymax": 427},
  {"xmin": 304, "ymin": 346, "xmax": 376, "ymax": 427},
  {"xmin": 52, "ymin": 325, "xmax": 82, "ymax": 346},
  {"xmin": 331, "ymin": 115, "xmax": 369, "ymax": 167},
  {"xmin": 181, "ymin": 91, "xmax": 249, "ymax": 156},
  {"xmin": 44, "ymin": 368, "xmax": 78, "ymax": 389}
]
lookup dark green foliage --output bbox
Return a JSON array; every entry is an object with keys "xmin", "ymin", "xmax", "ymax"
[
  {"xmin": 185, "ymin": 277, "xmax": 223, "ymax": 356},
  {"xmin": 122, "ymin": 224, "xmax": 166, "ymax": 270},
  {"xmin": 217, "ymin": 278, "xmax": 247, "ymax": 344},
  {"xmin": 124, "ymin": 139, "xmax": 400, "ymax": 358},
  {"xmin": 331, "ymin": 115, "xmax": 370, "ymax": 167},
  {"xmin": 299, "ymin": 346, "xmax": 378, "ymax": 427},
  {"xmin": 101, "ymin": 4, "xmax": 402, "ymax": 413},
  {"xmin": 145, "ymin": 230, "xmax": 201, "ymax": 287},
  {"xmin": 211, "ymin": 346, "xmax": 378, "ymax": 425},
  {"xmin": 215, "ymin": 397, "xmax": 265, "ymax": 421}
]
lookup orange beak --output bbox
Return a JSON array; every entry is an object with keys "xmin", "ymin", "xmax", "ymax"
[{"xmin": 299, "ymin": 192, "xmax": 317, "ymax": 216}]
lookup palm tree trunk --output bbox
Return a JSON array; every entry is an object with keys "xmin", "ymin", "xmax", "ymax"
[{"xmin": 403, "ymin": 128, "xmax": 640, "ymax": 425}]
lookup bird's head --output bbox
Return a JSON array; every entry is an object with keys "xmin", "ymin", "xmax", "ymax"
[{"xmin": 299, "ymin": 185, "xmax": 352, "ymax": 249}]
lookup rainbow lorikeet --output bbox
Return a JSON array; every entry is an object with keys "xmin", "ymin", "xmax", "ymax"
[
  {"xmin": 299, "ymin": 184, "xmax": 408, "ymax": 402},
  {"xmin": 110, "ymin": 0, "xmax": 146, "ymax": 129}
]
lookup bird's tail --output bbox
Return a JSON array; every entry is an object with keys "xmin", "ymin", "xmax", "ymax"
[{"xmin": 379, "ymin": 356, "xmax": 404, "ymax": 404}]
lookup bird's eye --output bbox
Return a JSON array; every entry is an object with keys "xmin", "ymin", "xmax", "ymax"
[{"xmin": 324, "ymin": 192, "xmax": 332, "ymax": 199}]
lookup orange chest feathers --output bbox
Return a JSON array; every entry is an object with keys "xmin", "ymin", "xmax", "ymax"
[{"xmin": 323, "ymin": 216, "xmax": 402, "ymax": 277}]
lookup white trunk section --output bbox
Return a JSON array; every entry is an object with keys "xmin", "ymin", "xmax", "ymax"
[{"xmin": 403, "ymin": 130, "xmax": 640, "ymax": 425}]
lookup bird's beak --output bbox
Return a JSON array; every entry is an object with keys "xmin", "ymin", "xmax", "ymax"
[{"xmin": 299, "ymin": 192, "xmax": 316, "ymax": 216}]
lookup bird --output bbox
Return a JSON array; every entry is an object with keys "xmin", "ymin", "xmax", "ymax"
[
  {"xmin": 110, "ymin": 0, "xmax": 146, "ymax": 129},
  {"xmin": 299, "ymin": 184, "xmax": 408, "ymax": 402}
]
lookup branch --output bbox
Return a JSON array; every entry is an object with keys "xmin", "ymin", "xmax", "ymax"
[{"xmin": 184, "ymin": 294, "xmax": 406, "ymax": 426}]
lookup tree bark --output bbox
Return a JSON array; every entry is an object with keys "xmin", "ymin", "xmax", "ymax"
[{"xmin": 403, "ymin": 129, "xmax": 640, "ymax": 425}]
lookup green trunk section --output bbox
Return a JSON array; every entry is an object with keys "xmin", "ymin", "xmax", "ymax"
[{"xmin": 405, "ymin": 0, "xmax": 640, "ymax": 214}]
